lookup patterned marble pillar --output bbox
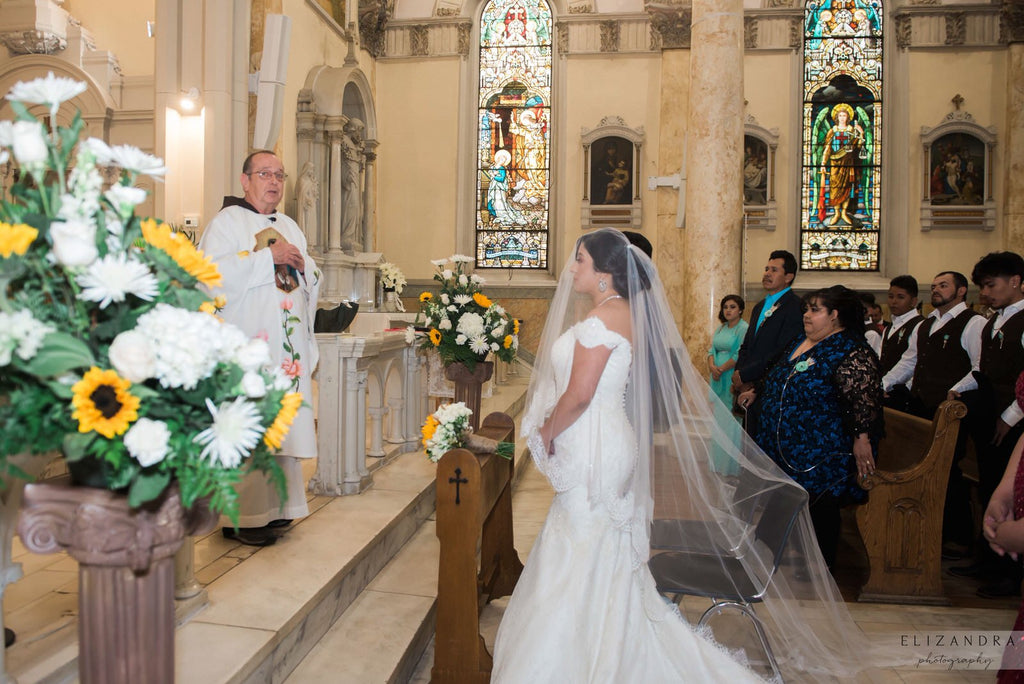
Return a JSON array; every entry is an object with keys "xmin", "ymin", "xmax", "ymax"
[
  {"xmin": 1004, "ymin": 3, "xmax": 1024, "ymax": 252},
  {"xmin": 681, "ymin": 0, "xmax": 745, "ymax": 368},
  {"xmin": 326, "ymin": 116, "xmax": 347, "ymax": 254}
]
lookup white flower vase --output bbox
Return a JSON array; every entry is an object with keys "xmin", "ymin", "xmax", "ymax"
[{"xmin": 382, "ymin": 289, "xmax": 404, "ymax": 313}]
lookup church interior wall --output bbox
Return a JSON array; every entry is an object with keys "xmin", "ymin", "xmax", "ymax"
[
  {"xmin": 63, "ymin": 0, "xmax": 155, "ymax": 77},
  {"xmin": 375, "ymin": 57, "xmax": 464, "ymax": 276},
  {"xmin": 902, "ymin": 47, "xmax": 1006, "ymax": 282}
]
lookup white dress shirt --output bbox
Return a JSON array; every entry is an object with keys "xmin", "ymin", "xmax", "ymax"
[
  {"xmin": 895, "ymin": 302, "xmax": 985, "ymax": 395},
  {"xmin": 879, "ymin": 310, "xmax": 925, "ymax": 393},
  {"xmin": 961, "ymin": 298, "xmax": 1024, "ymax": 427}
]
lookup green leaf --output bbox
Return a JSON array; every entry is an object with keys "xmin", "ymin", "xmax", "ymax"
[
  {"xmin": 63, "ymin": 432, "xmax": 96, "ymax": 462},
  {"xmin": 128, "ymin": 470, "xmax": 171, "ymax": 508},
  {"xmin": 22, "ymin": 331, "xmax": 94, "ymax": 377}
]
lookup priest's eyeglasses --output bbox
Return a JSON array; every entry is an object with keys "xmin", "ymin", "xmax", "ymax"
[{"xmin": 248, "ymin": 170, "xmax": 288, "ymax": 182}]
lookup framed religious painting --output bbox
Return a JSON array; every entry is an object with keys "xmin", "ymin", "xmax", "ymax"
[
  {"xmin": 920, "ymin": 111, "xmax": 996, "ymax": 231},
  {"xmin": 580, "ymin": 117, "xmax": 643, "ymax": 231},
  {"xmin": 742, "ymin": 117, "xmax": 779, "ymax": 231}
]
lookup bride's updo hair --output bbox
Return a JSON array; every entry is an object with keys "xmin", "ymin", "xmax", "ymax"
[{"xmin": 579, "ymin": 230, "xmax": 651, "ymax": 297}]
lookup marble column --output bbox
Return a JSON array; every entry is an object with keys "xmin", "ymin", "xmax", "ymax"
[
  {"xmin": 325, "ymin": 115, "xmax": 347, "ymax": 254},
  {"xmin": 362, "ymin": 140, "xmax": 379, "ymax": 253},
  {"xmin": 681, "ymin": 0, "xmax": 744, "ymax": 368},
  {"xmin": 1004, "ymin": 3, "xmax": 1024, "ymax": 252}
]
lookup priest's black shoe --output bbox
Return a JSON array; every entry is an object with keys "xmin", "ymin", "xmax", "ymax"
[
  {"xmin": 947, "ymin": 563, "xmax": 985, "ymax": 578},
  {"xmin": 4, "ymin": 628, "xmax": 14, "ymax": 648},
  {"xmin": 977, "ymin": 577, "xmax": 1021, "ymax": 599},
  {"xmin": 222, "ymin": 527, "xmax": 277, "ymax": 546}
]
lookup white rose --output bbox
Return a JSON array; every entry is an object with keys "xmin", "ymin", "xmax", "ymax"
[
  {"xmin": 10, "ymin": 120, "xmax": 48, "ymax": 169},
  {"xmin": 0, "ymin": 120, "xmax": 12, "ymax": 147},
  {"xmin": 124, "ymin": 418, "xmax": 171, "ymax": 467},
  {"xmin": 241, "ymin": 371, "xmax": 267, "ymax": 398},
  {"xmin": 458, "ymin": 274, "xmax": 469, "ymax": 286},
  {"xmin": 440, "ymin": 294, "xmax": 450, "ymax": 305},
  {"xmin": 442, "ymin": 269, "xmax": 453, "ymax": 280},
  {"xmin": 439, "ymin": 318, "xmax": 452, "ymax": 330},
  {"xmin": 108, "ymin": 330, "xmax": 156, "ymax": 383},
  {"xmin": 491, "ymin": 342, "xmax": 499, "ymax": 351},
  {"xmin": 50, "ymin": 219, "xmax": 98, "ymax": 267},
  {"xmin": 455, "ymin": 334, "xmax": 467, "ymax": 345},
  {"xmin": 104, "ymin": 184, "xmax": 148, "ymax": 216},
  {"xmin": 234, "ymin": 338, "xmax": 271, "ymax": 372}
]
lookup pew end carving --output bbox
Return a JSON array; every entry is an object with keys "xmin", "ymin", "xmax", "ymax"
[
  {"xmin": 432, "ymin": 411, "xmax": 523, "ymax": 684},
  {"xmin": 855, "ymin": 399, "xmax": 967, "ymax": 605}
]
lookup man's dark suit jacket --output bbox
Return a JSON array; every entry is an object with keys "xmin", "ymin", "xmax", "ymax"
[{"xmin": 735, "ymin": 289, "xmax": 804, "ymax": 387}]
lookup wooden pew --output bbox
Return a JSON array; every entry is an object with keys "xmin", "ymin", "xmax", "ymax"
[
  {"xmin": 855, "ymin": 399, "xmax": 966, "ymax": 605},
  {"xmin": 432, "ymin": 412, "xmax": 524, "ymax": 684}
]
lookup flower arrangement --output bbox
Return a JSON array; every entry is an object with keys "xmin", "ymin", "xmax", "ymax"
[
  {"xmin": 421, "ymin": 402, "xmax": 514, "ymax": 462},
  {"xmin": 0, "ymin": 73, "xmax": 291, "ymax": 524},
  {"xmin": 407, "ymin": 254, "xmax": 519, "ymax": 369},
  {"xmin": 378, "ymin": 261, "xmax": 406, "ymax": 293}
]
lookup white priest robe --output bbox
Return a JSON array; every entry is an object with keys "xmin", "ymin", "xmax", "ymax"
[{"xmin": 199, "ymin": 202, "xmax": 321, "ymax": 527}]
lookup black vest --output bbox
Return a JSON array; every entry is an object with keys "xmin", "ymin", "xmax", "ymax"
[
  {"xmin": 979, "ymin": 308, "xmax": 1024, "ymax": 411},
  {"xmin": 879, "ymin": 314, "xmax": 924, "ymax": 376},
  {"xmin": 912, "ymin": 308, "xmax": 980, "ymax": 410}
]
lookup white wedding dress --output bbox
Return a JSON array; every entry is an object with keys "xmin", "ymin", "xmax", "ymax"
[{"xmin": 491, "ymin": 318, "xmax": 762, "ymax": 683}]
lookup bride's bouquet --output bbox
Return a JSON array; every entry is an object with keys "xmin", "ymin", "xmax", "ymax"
[{"xmin": 421, "ymin": 402, "xmax": 514, "ymax": 462}]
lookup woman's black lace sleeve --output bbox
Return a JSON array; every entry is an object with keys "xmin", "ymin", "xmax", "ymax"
[{"xmin": 834, "ymin": 345, "xmax": 884, "ymax": 439}]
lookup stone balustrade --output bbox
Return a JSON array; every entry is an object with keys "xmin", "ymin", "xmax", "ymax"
[{"xmin": 311, "ymin": 331, "xmax": 426, "ymax": 496}]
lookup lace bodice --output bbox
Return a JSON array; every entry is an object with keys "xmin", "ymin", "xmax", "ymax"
[{"xmin": 550, "ymin": 317, "xmax": 632, "ymax": 407}]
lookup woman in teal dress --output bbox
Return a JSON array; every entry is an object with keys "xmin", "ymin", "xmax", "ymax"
[{"xmin": 707, "ymin": 294, "xmax": 747, "ymax": 409}]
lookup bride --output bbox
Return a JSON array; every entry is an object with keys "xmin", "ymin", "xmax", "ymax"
[{"xmin": 492, "ymin": 229, "xmax": 880, "ymax": 682}]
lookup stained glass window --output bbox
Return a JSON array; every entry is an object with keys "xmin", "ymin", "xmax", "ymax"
[
  {"xmin": 476, "ymin": 0, "xmax": 553, "ymax": 269},
  {"xmin": 801, "ymin": 0, "xmax": 883, "ymax": 271}
]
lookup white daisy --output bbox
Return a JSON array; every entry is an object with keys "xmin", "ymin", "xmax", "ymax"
[
  {"xmin": 469, "ymin": 335, "xmax": 490, "ymax": 355},
  {"xmin": 430, "ymin": 258, "xmax": 448, "ymax": 267},
  {"xmin": 124, "ymin": 418, "xmax": 171, "ymax": 467},
  {"xmin": 80, "ymin": 137, "xmax": 113, "ymax": 164},
  {"xmin": 107, "ymin": 144, "xmax": 167, "ymax": 178},
  {"xmin": 451, "ymin": 254, "xmax": 474, "ymax": 263},
  {"xmin": 6, "ymin": 72, "xmax": 87, "ymax": 118},
  {"xmin": 404, "ymin": 326, "xmax": 417, "ymax": 344},
  {"xmin": 193, "ymin": 397, "xmax": 265, "ymax": 469},
  {"xmin": 453, "ymin": 294, "xmax": 472, "ymax": 306},
  {"xmin": 470, "ymin": 274, "xmax": 485, "ymax": 285},
  {"xmin": 104, "ymin": 184, "xmax": 148, "ymax": 217},
  {"xmin": 77, "ymin": 253, "xmax": 159, "ymax": 308}
]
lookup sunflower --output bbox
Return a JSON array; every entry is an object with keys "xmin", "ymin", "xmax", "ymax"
[
  {"xmin": 473, "ymin": 292, "xmax": 492, "ymax": 309},
  {"xmin": 0, "ymin": 222, "xmax": 38, "ymax": 258},
  {"xmin": 141, "ymin": 218, "xmax": 223, "ymax": 287},
  {"xmin": 264, "ymin": 391, "xmax": 303, "ymax": 450},
  {"xmin": 421, "ymin": 415, "xmax": 439, "ymax": 446},
  {"xmin": 71, "ymin": 367, "xmax": 140, "ymax": 438},
  {"xmin": 503, "ymin": 334, "xmax": 514, "ymax": 349},
  {"xmin": 419, "ymin": 291, "xmax": 433, "ymax": 302},
  {"xmin": 513, "ymin": 319, "xmax": 520, "ymax": 334},
  {"xmin": 429, "ymin": 329, "xmax": 442, "ymax": 346}
]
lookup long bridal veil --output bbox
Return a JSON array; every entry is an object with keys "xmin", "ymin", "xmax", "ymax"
[{"xmin": 521, "ymin": 229, "xmax": 900, "ymax": 680}]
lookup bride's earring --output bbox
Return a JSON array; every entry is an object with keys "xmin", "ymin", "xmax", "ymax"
[{"xmin": 598, "ymin": 279, "xmax": 607, "ymax": 293}]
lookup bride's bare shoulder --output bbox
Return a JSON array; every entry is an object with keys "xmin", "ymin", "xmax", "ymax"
[{"xmin": 587, "ymin": 300, "xmax": 632, "ymax": 344}]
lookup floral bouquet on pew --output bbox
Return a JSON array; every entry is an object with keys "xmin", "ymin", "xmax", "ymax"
[
  {"xmin": 421, "ymin": 402, "xmax": 514, "ymax": 462},
  {"xmin": 407, "ymin": 254, "xmax": 519, "ymax": 370},
  {"xmin": 0, "ymin": 73, "xmax": 293, "ymax": 526}
]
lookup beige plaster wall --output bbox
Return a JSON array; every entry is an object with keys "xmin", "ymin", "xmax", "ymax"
[
  {"xmin": 65, "ymin": 0, "xmax": 156, "ymax": 77},
  {"xmin": 903, "ymin": 48, "xmax": 1006, "ymax": 282},
  {"xmin": 375, "ymin": 57, "xmax": 463, "ymax": 279}
]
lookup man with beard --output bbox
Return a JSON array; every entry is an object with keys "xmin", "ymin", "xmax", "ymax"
[
  {"xmin": 733, "ymin": 250, "xmax": 803, "ymax": 433},
  {"xmin": 903, "ymin": 271, "xmax": 985, "ymax": 564}
]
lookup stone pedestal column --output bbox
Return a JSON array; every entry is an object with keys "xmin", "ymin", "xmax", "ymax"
[
  {"xmin": 326, "ymin": 115, "xmax": 347, "ymax": 254},
  {"xmin": 1004, "ymin": 3, "xmax": 1024, "ymax": 252},
  {"xmin": 681, "ymin": 0, "xmax": 745, "ymax": 368},
  {"xmin": 362, "ymin": 140, "xmax": 379, "ymax": 253}
]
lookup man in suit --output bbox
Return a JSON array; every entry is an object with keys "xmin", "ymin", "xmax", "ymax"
[{"xmin": 733, "ymin": 249, "xmax": 804, "ymax": 433}]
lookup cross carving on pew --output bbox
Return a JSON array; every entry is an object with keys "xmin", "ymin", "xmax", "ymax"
[{"xmin": 449, "ymin": 467, "xmax": 469, "ymax": 505}]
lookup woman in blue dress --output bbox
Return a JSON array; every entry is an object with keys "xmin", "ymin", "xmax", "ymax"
[
  {"xmin": 738, "ymin": 285, "xmax": 883, "ymax": 570},
  {"xmin": 706, "ymin": 294, "xmax": 747, "ymax": 410}
]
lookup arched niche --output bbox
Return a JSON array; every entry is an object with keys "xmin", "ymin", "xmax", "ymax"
[
  {"xmin": 743, "ymin": 115, "xmax": 779, "ymax": 231},
  {"xmin": 580, "ymin": 116, "xmax": 644, "ymax": 232},
  {"xmin": 919, "ymin": 109, "xmax": 996, "ymax": 232}
]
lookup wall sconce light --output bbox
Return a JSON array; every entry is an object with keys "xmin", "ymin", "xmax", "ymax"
[
  {"xmin": 146, "ymin": 20, "xmax": 156, "ymax": 38},
  {"xmin": 178, "ymin": 87, "xmax": 201, "ymax": 114}
]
